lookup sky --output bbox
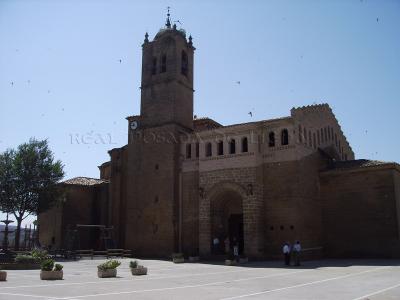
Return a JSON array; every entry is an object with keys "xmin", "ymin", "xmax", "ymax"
[{"xmin": 1, "ymin": 0, "xmax": 400, "ymax": 225}]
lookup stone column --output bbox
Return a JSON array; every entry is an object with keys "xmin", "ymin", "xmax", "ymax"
[
  {"xmin": 243, "ymin": 184, "xmax": 264, "ymax": 258},
  {"xmin": 199, "ymin": 193, "xmax": 211, "ymax": 257}
]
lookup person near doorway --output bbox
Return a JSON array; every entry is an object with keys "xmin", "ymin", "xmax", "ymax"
[
  {"xmin": 283, "ymin": 242, "xmax": 291, "ymax": 266},
  {"xmin": 224, "ymin": 237, "xmax": 230, "ymax": 255},
  {"xmin": 213, "ymin": 237, "xmax": 220, "ymax": 254},
  {"xmin": 233, "ymin": 237, "xmax": 239, "ymax": 262},
  {"xmin": 293, "ymin": 240, "xmax": 301, "ymax": 266}
]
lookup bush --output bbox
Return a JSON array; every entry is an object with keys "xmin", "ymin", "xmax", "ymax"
[
  {"xmin": 97, "ymin": 260, "xmax": 121, "ymax": 271},
  {"xmin": 41, "ymin": 259, "xmax": 55, "ymax": 271},
  {"xmin": 15, "ymin": 255, "xmax": 37, "ymax": 264},
  {"xmin": 54, "ymin": 264, "xmax": 63, "ymax": 271},
  {"xmin": 129, "ymin": 260, "xmax": 138, "ymax": 268},
  {"xmin": 31, "ymin": 249, "xmax": 49, "ymax": 262}
]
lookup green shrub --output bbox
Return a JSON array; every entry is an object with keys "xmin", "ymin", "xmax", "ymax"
[
  {"xmin": 129, "ymin": 260, "xmax": 138, "ymax": 268},
  {"xmin": 41, "ymin": 259, "xmax": 55, "ymax": 271},
  {"xmin": 15, "ymin": 255, "xmax": 37, "ymax": 264},
  {"xmin": 97, "ymin": 260, "xmax": 121, "ymax": 271},
  {"xmin": 54, "ymin": 264, "xmax": 63, "ymax": 271},
  {"xmin": 31, "ymin": 249, "xmax": 49, "ymax": 262}
]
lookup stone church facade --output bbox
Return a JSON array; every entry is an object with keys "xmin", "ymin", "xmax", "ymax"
[{"xmin": 39, "ymin": 17, "xmax": 400, "ymax": 259}]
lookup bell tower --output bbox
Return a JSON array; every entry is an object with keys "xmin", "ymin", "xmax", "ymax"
[{"xmin": 140, "ymin": 10, "xmax": 195, "ymax": 130}]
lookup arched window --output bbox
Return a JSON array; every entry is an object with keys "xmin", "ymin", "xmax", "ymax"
[
  {"xmin": 335, "ymin": 133, "xmax": 338, "ymax": 146},
  {"xmin": 229, "ymin": 139, "xmax": 236, "ymax": 154},
  {"xmin": 205, "ymin": 142, "xmax": 212, "ymax": 157},
  {"xmin": 298, "ymin": 125, "xmax": 302, "ymax": 143},
  {"xmin": 217, "ymin": 141, "xmax": 224, "ymax": 156},
  {"xmin": 281, "ymin": 129, "xmax": 289, "ymax": 146},
  {"xmin": 195, "ymin": 142, "xmax": 199, "ymax": 158},
  {"xmin": 161, "ymin": 54, "xmax": 167, "ymax": 73},
  {"xmin": 327, "ymin": 126, "xmax": 331, "ymax": 140},
  {"xmin": 241, "ymin": 137, "xmax": 248, "ymax": 153},
  {"xmin": 321, "ymin": 128, "xmax": 325, "ymax": 143},
  {"xmin": 313, "ymin": 133, "xmax": 316, "ymax": 149},
  {"xmin": 181, "ymin": 50, "xmax": 188, "ymax": 76},
  {"xmin": 186, "ymin": 144, "xmax": 191, "ymax": 159},
  {"xmin": 151, "ymin": 57, "xmax": 157, "ymax": 75},
  {"xmin": 324, "ymin": 127, "xmax": 328, "ymax": 142},
  {"xmin": 317, "ymin": 130, "xmax": 321, "ymax": 145},
  {"xmin": 304, "ymin": 127, "xmax": 307, "ymax": 144},
  {"xmin": 269, "ymin": 132, "xmax": 275, "ymax": 147}
]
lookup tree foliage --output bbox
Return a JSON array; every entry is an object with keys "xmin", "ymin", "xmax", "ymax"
[{"xmin": 0, "ymin": 138, "xmax": 65, "ymax": 249}]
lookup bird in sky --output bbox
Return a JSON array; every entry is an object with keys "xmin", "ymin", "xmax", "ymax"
[
  {"xmin": 236, "ymin": 81, "xmax": 240, "ymax": 85},
  {"xmin": 27, "ymin": 80, "xmax": 31, "ymax": 84},
  {"xmin": 118, "ymin": 59, "xmax": 122, "ymax": 63},
  {"xmin": 376, "ymin": 17, "xmax": 379, "ymax": 22},
  {"xmin": 10, "ymin": 82, "xmax": 14, "ymax": 86},
  {"xmin": 248, "ymin": 112, "xmax": 253, "ymax": 117}
]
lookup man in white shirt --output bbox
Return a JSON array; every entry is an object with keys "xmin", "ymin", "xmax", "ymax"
[
  {"xmin": 282, "ymin": 242, "xmax": 291, "ymax": 266},
  {"xmin": 293, "ymin": 240, "xmax": 301, "ymax": 266}
]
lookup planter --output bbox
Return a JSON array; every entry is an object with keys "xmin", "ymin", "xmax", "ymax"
[
  {"xmin": 40, "ymin": 270, "xmax": 63, "ymax": 280},
  {"xmin": 0, "ymin": 271, "xmax": 7, "ymax": 281},
  {"xmin": 97, "ymin": 268, "xmax": 117, "ymax": 278},
  {"xmin": 188, "ymin": 256, "xmax": 199, "ymax": 262},
  {"xmin": 173, "ymin": 257, "xmax": 185, "ymax": 263},
  {"xmin": 225, "ymin": 259, "xmax": 237, "ymax": 266},
  {"xmin": 130, "ymin": 267, "xmax": 148, "ymax": 276}
]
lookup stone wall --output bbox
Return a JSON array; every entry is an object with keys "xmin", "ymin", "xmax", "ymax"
[
  {"xmin": 263, "ymin": 152, "xmax": 326, "ymax": 258},
  {"xmin": 124, "ymin": 124, "xmax": 182, "ymax": 257},
  {"xmin": 320, "ymin": 165, "xmax": 400, "ymax": 258},
  {"xmin": 181, "ymin": 170, "xmax": 199, "ymax": 255}
]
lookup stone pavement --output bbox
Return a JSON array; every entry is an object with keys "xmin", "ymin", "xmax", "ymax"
[{"xmin": 0, "ymin": 258, "xmax": 399, "ymax": 299}]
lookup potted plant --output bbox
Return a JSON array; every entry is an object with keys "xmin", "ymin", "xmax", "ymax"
[
  {"xmin": 97, "ymin": 260, "xmax": 121, "ymax": 278},
  {"xmin": 40, "ymin": 259, "xmax": 63, "ymax": 280},
  {"xmin": 0, "ymin": 267, "xmax": 7, "ymax": 281},
  {"xmin": 172, "ymin": 253, "xmax": 184, "ymax": 263},
  {"xmin": 129, "ymin": 260, "xmax": 148, "ymax": 276}
]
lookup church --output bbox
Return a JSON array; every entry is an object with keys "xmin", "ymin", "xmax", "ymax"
[{"xmin": 39, "ymin": 15, "xmax": 400, "ymax": 259}]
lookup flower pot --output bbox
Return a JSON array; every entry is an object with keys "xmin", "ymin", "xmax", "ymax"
[
  {"xmin": 40, "ymin": 270, "xmax": 63, "ymax": 280},
  {"xmin": 130, "ymin": 267, "xmax": 147, "ymax": 276},
  {"xmin": 173, "ymin": 257, "xmax": 184, "ymax": 263},
  {"xmin": 0, "ymin": 271, "xmax": 7, "ymax": 281},
  {"xmin": 97, "ymin": 268, "xmax": 117, "ymax": 278}
]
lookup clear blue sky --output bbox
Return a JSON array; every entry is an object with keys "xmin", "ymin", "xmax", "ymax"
[{"xmin": 1, "ymin": 0, "xmax": 399, "ymax": 224}]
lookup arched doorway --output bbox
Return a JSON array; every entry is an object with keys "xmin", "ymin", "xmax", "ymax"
[{"xmin": 211, "ymin": 190, "xmax": 244, "ymax": 255}]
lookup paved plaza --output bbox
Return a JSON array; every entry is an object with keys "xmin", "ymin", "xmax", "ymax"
[{"xmin": 1, "ymin": 258, "xmax": 400, "ymax": 300}]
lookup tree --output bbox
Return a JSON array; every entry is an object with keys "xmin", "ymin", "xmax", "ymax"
[
  {"xmin": 0, "ymin": 149, "xmax": 17, "ymax": 215},
  {"xmin": 0, "ymin": 138, "xmax": 64, "ymax": 250}
]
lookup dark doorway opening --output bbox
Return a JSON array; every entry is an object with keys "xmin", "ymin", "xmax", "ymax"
[{"xmin": 229, "ymin": 214, "xmax": 244, "ymax": 255}]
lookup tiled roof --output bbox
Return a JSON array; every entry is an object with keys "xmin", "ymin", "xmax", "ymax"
[{"xmin": 62, "ymin": 177, "xmax": 109, "ymax": 186}]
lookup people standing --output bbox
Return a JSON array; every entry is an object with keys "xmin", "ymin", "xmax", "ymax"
[
  {"xmin": 213, "ymin": 237, "xmax": 220, "ymax": 254},
  {"xmin": 224, "ymin": 237, "xmax": 230, "ymax": 255},
  {"xmin": 282, "ymin": 242, "xmax": 291, "ymax": 266},
  {"xmin": 293, "ymin": 240, "xmax": 301, "ymax": 266},
  {"xmin": 233, "ymin": 238, "xmax": 239, "ymax": 262}
]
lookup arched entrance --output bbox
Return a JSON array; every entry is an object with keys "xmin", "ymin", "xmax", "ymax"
[{"xmin": 211, "ymin": 190, "xmax": 244, "ymax": 256}]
